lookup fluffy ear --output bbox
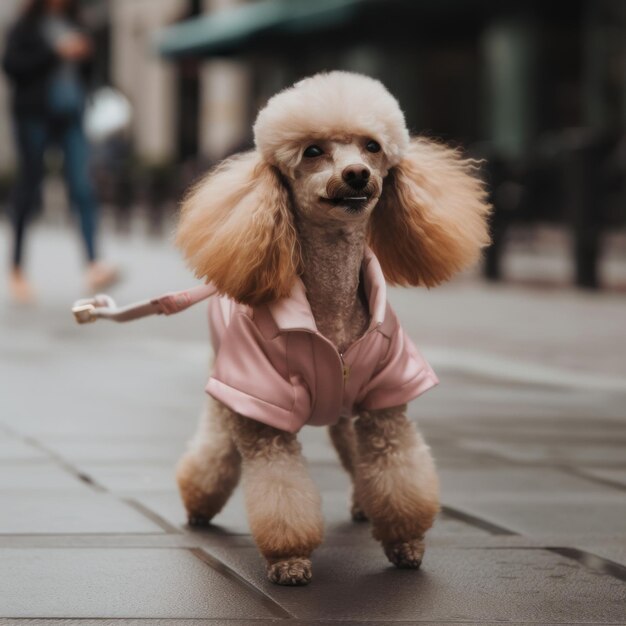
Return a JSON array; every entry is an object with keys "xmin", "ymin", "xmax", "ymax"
[
  {"xmin": 368, "ymin": 138, "xmax": 491, "ymax": 287},
  {"xmin": 176, "ymin": 151, "xmax": 300, "ymax": 305}
]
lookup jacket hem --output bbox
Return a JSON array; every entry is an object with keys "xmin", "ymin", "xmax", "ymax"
[
  {"xmin": 206, "ymin": 377, "xmax": 304, "ymax": 433},
  {"xmin": 359, "ymin": 369, "xmax": 439, "ymax": 411}
]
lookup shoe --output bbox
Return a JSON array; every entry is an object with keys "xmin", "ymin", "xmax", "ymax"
[
  {"xmin": 86, "ymin": 262, "xmax": 120, "ymax": 293},
  {"xmin": 8, "ymin": 269, "xmax": 36, "ymax": 304}
]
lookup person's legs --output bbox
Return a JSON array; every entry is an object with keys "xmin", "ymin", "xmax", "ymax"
[
  {"xmin": 60, "ymin": 116, "xmax": 98, "ymax": 261},
  {"xmin": 8, "ymin": 117, "xmax": 47, "ymax": 302},
  {"xmin": 60, "ymin": 116, "xmax": 118, "ymax": 291}
]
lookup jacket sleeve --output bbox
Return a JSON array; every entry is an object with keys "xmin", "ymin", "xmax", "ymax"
[
  {"xmin": 2, "ymin": 22, "xmax": 58, "ymax": 82},
  {"xmin": 358, "ymin": 315, "xmax": 438, "ymax": 411},
  {"xmin": 205, "ymin": 312, "xmax": 311, "ymax": 433}
]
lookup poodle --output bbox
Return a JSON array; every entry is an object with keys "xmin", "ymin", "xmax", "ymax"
[{"xmin": 73, "ymin": 71, "xmax": 491, "ymax": 586}]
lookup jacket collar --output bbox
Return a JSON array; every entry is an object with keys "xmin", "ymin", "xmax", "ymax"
[{"xmin": 267, "ymin": 247, "xmax": 391, "ymax": 336}]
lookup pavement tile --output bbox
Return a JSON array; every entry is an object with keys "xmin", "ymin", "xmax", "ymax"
[
  {"xmin": 0, "ymin": 533, "xmax": 197, "ymax": 549},
  {"xmin": 0, "ymin": 492, "xmax": 164, "ymax": 534},
  {"xmin": 408, "ymin": 383, "xmax": 626, "ymax": 422},
  {"xmin": 580, "ymin": 467, "xmax": 626, "ymax": 489},
  {"xmin": 0, "ymin": 548, "xmax": 282, "ymax": 619},
  {"xmin": 204, "ymin": 545, "xmax": 626, "ymax": 623},
  {"xmin": 125, "ymin": 491, "xmax": 240, "ymax": 534},
  {"xmin": 430, "ymin": 514, "xmax": 493, "ymax": 537},
  {"xmin": 0, "ymin": 531, "xmax": 546, "ymax": 552},
  {"xmin": 309, "ymin": 462, "xmax": 352, "ymax": 491},
  {"xmin": 432, "ymin": 420, "xmax": 626, "ymax": 446},
  {"xmin": 300, "ymin": 431, "xmax": 343, "ymax": 464},
  {"xmin": 0, "ymin": 462, "xmax": 91, "ymax": 492},
  {"xmin": 576, "ymin": 544, "xmax": 626, "ymax": 567},
  {"xmin": 0, "ymin": 348, "xmax": 201, "ymax": 442},
  {"xmin": 458, "ymin": 439, "xmax": 626, "ymax": 466},
  {"xmin": 1, "ymin": 621, "xmax": 297, "ymax": 626},
  {"xmin": 45, "ymin": 440, "xmax": 181, "ymax": 464},
  {"xmin": 131, "ymin": 489, "xmax": 367, "ymax": 537},
  {"xmin": 447, "ymin": 498, "xmax": 626, "ymax": 535},
  {"xmin": 3, "ymin": 227, "xmax": 626, "ymax": 623},
  {"xmin": 0, "ymin": 436, "xmax": 47, "ymax": 462},
  {"xmin": 0, "ymin": 621, "xmax": 598, "ymax": 626},
  {"xmin": 428, "ymin": 444, "xmax": 505, "ymax": 469},
  {"xmin": 438, "ymin": 466, "xmax": 619, "ymax": 499},
  {"xmin": 131, "ymin": 488, "xmax": 489, "ymax": 542},
  {"xmin": 0, "ymin": 621, "xmax": 296, "ymax": 626},
  {"xmin": 75, "ymin": 463, "xmax": 178, "ymax": 493},
  {"xmin": 463, "ymin": 430, "xmax": 626, "ymax": 446}
]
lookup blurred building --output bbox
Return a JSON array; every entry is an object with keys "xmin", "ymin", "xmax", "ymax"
[
  {"xmin": 0, "ymin": 0, "xmax": 624, "ymax": 285},
  {"xmin": 157, "ymin": 0, "xmax": 626, "ymax": 159},
  {"xmin": 153, "ymin": 0, "xmax": 625, "ymax": 288},
  {"xmin": 109, "ymin": 0, "xmax": 250, "ymax": 164},
  {"xmin": 1, "ymin": 0, "xmax": 624, "ymax": 168}
]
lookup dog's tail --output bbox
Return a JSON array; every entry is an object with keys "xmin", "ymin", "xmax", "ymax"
[{"xmin": 71, "ymin": 283, "xmax": 217, "ymax": 325}]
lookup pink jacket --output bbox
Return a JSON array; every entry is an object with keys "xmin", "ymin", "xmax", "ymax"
[{"xmin": 206, "ymin": 248, "xmax": 438, "ymax": 433}]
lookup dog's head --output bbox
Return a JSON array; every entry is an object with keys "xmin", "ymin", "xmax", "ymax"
[
  {"xmin": 177, "ymin": 71, "xmax": 491, "ymax": 305},
  {"xmin": 253, "ymin": 72, "xmax": 407, "ymax": 227}
]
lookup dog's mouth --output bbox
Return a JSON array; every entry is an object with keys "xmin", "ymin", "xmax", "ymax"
[
  {"xmin": 321, "ymin": 194, "xmax": 371, "ymax": 213},
  {"xmin": 322, "ymin": 178, "xmax": 380, "ymax": 214}
]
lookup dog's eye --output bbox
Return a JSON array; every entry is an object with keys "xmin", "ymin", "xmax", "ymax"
[
  {"xmin": 303, "ymin": 145, "xmax": 323, "ymax": 158},
  {"xmin": 366, "ymin": 140, "xmax": 381, "ymax": 153}
]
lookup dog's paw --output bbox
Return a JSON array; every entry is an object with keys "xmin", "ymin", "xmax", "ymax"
[
  {"xmin": 384, "ymin": 538, "xmax": 425, "ymax": 569},
  {"xmin": 266, "ymin": 557, "xmax": 312, "ymax": 586},
  {"xmin": 350, "ymin": 501, "xmax": 368, "ymax": 522},
  {"xmin": 187, "ymin": 513, "xmax": 211, "ymax": 528}
]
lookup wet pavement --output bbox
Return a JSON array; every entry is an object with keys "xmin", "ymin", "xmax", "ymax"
[{"xmin": 1, "ymin": 224, "xmax": 625, "ymax": 624}]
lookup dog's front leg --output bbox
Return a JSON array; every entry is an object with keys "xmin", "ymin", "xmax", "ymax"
[
  {"xmin": 228, "ymin": 413, "xmax": 323, "ymax": 585},
  {"xmin": 177, "ymin": 398, "xmax": 242, "ymax": 527},
  {"xmin": 354, "ymin": 405, "xmax": 440, "ymax": 569}
]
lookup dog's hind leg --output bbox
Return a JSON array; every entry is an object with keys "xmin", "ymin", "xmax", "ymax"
[
  {"xmin": 229, "ymin": 413, "xmax": 324, "ymax": 586},
  {"xmin": 328, "ymin": 417, "xmax": 367, "ymax": 521},
  {"xmin": 176, "ymin": 397, "xmax": 241, "ymax": 527},
  {"xmin": 354, "ymin": 405, "xmax": 440, "ymax": 569}
]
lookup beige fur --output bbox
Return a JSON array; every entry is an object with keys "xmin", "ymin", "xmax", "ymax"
[
  {"xmin": 370, "ymin": 138, "xmax": 491, "ymax": 287},
  {"xmin": 355, "ymin": 406, "xmax": 440, "ymax": 568},
  {"xmin": 174, "ymin": 71, "xmax": 491, "ymax": 585},
  {"xmin": 227, "ymin": 413, "xmax": 324, "ymax": 585},
  {"xmin": 254, "ymin": 71, "xmax": 409, "ymax": 172},
  {"xmin": 176, "ymin": 397, "xmax": 241, "ymax": 526},
  {"xmin": 175, "ymin": 154, "xmax": 300, "ymax": 305}
]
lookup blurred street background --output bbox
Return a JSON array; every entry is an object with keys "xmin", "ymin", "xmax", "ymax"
[{"xmin": 1, "ymin": 0, "xmax": 625, "ymax": 623}]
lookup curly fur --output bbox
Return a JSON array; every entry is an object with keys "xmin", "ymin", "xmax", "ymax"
[
  {"xmin": 354, "ymin": 406, "xmax": 440, "ymax": 548},
  {"xmin": 369, "ymin": 138, "xmax": 491, "ymax": 287},
  {"xmin": 254, "ymin": 71, "xmax": 409, "ymax": 171},
  {"xmin": 227, "ymin": 413, "xmax": 324, "ymax": 564},
  {"xmin": 176, "ymin": 153, "xmax": 301, "ymax": 305},
  {"xmin": 175, "ymin": 71, "xmax": 490, "ymax": 585},
  {"xmin": 176, "ymin": 397, "xmax": 241, "ymax": 526},
  {"xmin": 177, "ymin": 74, "xmax": 489, "ymax": 306}
]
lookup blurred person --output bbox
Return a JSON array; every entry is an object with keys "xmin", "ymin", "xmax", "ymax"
[{"xmin": 2, "ymin": 0, "xmax": 118, "ymax": 303}]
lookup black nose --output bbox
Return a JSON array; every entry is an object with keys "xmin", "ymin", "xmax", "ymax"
[{"xmin": 342, "ymin": 164, "xmax": 370, "ymax": 190}]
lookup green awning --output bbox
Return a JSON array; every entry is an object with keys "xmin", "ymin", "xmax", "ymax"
[{"xmin": 157, "ymin": 0, "xmax": 364, "ymax": 58}]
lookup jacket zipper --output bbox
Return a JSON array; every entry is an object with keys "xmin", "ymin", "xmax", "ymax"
[
  {"xmin": 289, "ymin": 322, "xmax": 382, "ymax": 392},
  {"xmin": 339, "ymin": 352, "xmax": 350, "ymax": 386},
  {"xmin": 338, "ymin": 321, "xmax": 382, "ymax": 388}
]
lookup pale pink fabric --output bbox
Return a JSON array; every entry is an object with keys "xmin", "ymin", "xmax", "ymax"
[{"xmin": 205, "ymin": 248, "xmax": 438, "ymax": 433}]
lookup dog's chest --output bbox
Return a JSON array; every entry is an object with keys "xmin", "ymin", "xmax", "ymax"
[{"xmin": 312, "ymin": 297, "xmax": 370, "ymax": 355}]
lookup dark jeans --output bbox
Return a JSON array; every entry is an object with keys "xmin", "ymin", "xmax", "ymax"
[{"xmin": 10, "ymin": 114, "xmax": 98, "ymax": 268}]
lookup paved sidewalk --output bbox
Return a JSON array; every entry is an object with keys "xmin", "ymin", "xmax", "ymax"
[{"xmin": 1, "ymin": 224, "xmax": 625, "ymax": 624}]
